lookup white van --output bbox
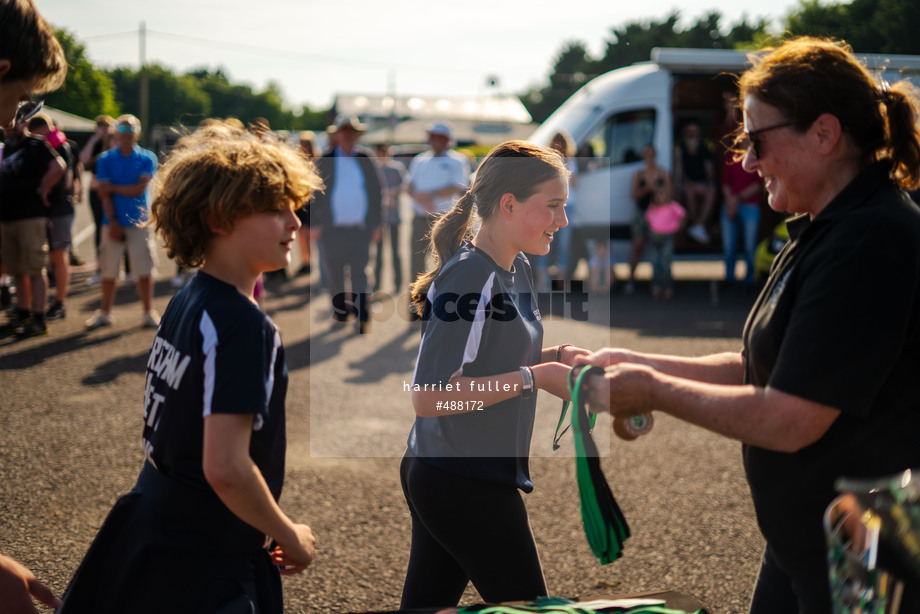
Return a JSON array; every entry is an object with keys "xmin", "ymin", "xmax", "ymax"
[{"xmin": 529, "ymin": 47, "xmax": 920, "ymax": 260}]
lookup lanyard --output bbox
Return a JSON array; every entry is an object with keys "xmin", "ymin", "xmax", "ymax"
[{"xmin": 556, "ymin": 365, "xmax": 631, "ymax": 565}]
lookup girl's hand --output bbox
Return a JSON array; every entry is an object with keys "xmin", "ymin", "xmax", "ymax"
[
  {"xmin": 558, "ymin": 345, "xmax": 591, "ymax": 367},
  {"xmin": 531, "ymin": 362, "xmax": 572, "ymax": 400}
]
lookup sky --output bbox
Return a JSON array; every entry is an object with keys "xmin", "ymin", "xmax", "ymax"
[{"xmin": 36, "ymin": 0, "xmax": 803, "ymax": 111}]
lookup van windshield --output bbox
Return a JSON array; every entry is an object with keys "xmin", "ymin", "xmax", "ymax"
[{"xmin": 583, "ymin": 108, "xmax": 656, "ymax": 167}]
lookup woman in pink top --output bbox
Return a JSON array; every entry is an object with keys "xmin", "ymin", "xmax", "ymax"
[{"xmin": 644, "ymin": 188, "xmax": 685, "ymax": 299}]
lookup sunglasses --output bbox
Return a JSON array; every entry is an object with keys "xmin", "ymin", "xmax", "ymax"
[
  {"xmin": 742, "ymin": 120, "xmax": 801, "ymax": 160},
  {"xmin": 15, "ymin": 99, "xmax": 43, "ymax": 125},
  {"xmin": 117, "ymin": 124, "xmax": 136, "ymax": 133}
]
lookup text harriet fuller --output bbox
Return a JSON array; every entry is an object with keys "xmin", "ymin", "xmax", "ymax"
[{"xmin": 403, "ymin": 381, "xmax": 521, "ymax": 392}]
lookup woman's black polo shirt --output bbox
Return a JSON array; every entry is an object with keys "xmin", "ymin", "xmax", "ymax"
[{"xmin": 742, "ymin": 162, "xmax": 920, "ymax": 584}]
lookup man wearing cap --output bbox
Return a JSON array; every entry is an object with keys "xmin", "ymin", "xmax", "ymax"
[
  {"xmin": 407, "ymin": 121, "xmax": 470, "ymax": 306},
  {"xmin": 311, "ymin": 115, "xmax": 382, "ymax": 334},
  {"xmin": 84, "ymin": 114, "xmax": 159, "ymax": 331}
]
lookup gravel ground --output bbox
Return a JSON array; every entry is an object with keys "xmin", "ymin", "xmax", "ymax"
[{"xmin": 0, "ymin": 265, "xmax": 765, "ymax": 614}]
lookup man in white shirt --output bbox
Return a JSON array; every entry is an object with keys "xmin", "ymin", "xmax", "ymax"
[{"xmin": 407, "ymin": 122, "xmax": 470, "ymax": 302}]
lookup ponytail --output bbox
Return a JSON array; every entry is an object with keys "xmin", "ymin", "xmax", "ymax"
[
  {"xmin": 881, "ymin": 82, "xmax": 920, "ymax": 191},
  {"xmin": 408, "ymin": 139, "xmax": 570, "ymax": 316},
  {"xmin": 409, "ymin": 191, "xmax": 475, "ymax": 314}
]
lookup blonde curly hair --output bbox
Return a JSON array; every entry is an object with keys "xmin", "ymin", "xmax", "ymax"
[{"xmin": 150, "ymin": 123, "xmax": 324, "ymax": 267}]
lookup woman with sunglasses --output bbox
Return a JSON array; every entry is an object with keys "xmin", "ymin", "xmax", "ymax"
[
  {"xmin": 401, "ymin": 141, "xmax": 589, "ymax": 609},
  {"xmin": 580, "ymin": 37, "xmax": 920, "ymax": 613}
]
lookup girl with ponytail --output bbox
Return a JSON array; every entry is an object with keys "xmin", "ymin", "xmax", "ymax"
[{"xmin": 400, "ymin": 140, "xmax": 589, "ymax": 609}]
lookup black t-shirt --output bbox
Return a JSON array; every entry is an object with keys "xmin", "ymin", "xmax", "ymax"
[
  {"xmin": 679, "ymin": 142, "xmax": 712, "ymax": 183},
  {"xmin": 0, "ymin": 136, "xmax": 58, "ymax": 221},
  {"xmin": 741, "ymin": 162, "xmax": 920, "ymax": 586},
  {"xmin": 142, "ymin": 272, "xmax": 288, "ymax": 500},
  {"xmin": 407, "ymin": 242, "xmax": 543, "ymax": 492},
  {"xmin": 47, "ymin": 140, "xmax": 77, "ymax": 218}
]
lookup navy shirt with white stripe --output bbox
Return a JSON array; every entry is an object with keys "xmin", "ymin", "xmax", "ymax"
[
  {"xmin": 141, "ymin": 271, "xmax": 287, "ymax": 499},
  {"xmin": 407, "ymin": 242, "xmax": 543, "ymax": 492}
]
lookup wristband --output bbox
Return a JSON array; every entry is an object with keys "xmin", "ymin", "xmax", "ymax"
[
  {"xmin": 519, "ymin": 366, "xmax": 534, "ymax": 399},
  {"xmin": 555, "ymin": 344, "xmax": 572, "ymax": 363}
]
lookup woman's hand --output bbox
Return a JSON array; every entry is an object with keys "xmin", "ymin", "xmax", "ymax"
[{"xmin": 586, "ymin": 362, "xmax": 656, "ymax": 418}]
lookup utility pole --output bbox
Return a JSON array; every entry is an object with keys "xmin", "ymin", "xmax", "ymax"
[{"xmin": 139, "ymin": 21, "xmax": 149, "ymax": 146}]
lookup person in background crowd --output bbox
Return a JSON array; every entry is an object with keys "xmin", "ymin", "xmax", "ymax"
[
  {"xmin": 310, "ymin": 115, "xmax": 381, "ymax": 334},
  {"xmin": 407, "ymin": 121, "xmax": 470, "ymax": 315},
  {"xmin": 720, "ymin": 147, "xmax": 764, "ymax": 289},
  {"xmin": 675, "ymin": 121, "xmax": 716, "ymax": 244},
  {"xmin": 294, "ymin": 130, "xmax": 317, "ymax": 278},
  {"xmin": 0, "ymin": 107, "xmax": 65, "ymax": 337},
  {"xmin": 582, "ymin": 37, "xmax": 920, "ymax": 614},
  {"xmin": 27, "ymin": 113, "xmax": 81, "ymax": 320},
  {"xmin": 0, "ymin": 0, "xmax": 67, "ymax": 608},
  {"xmin": 374, "ymin": 142, "xmax": 406, "ymax": 293},
  {"xmin": 535, "ymin": 130, "xmax": 577, "ymax": 291},
  {"xmin": 79, "ymin": 115, "xmax": 115, "ymax": 287},
  {"xmin": 626, "ymin": 144, "xmax": 672, "ymax": 294},
  {"xmin": 84, "ymin": 114, "xmax": 159, "ymax": 330},
  {"xmin": 643, "ymin": 186, "xmax": 685, "ymax": 300}
]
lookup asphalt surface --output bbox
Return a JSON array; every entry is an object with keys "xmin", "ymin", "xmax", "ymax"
[{"xmin": 0, "ymin": 205, "xmax": 767, "ymax": 613}]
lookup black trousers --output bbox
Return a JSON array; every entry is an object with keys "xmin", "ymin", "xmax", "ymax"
[
  {"xmin": 320, "ymin": 226, "xmax": 372, "ymax": 323},
  {"xmin": 399, "ymin": 453, "xmax": 547, "ymax": 609}
]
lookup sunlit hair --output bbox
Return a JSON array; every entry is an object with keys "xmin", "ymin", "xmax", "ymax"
[
  {"xmin": 0, "ymin": 0, "xmax": 66, "ymax": 93},
  {"xmin": 736, "ymin": 36, "xmax": 920, "ymax": 190},
  {"xmin": 150, "ymin": 124, "xmax": 325, "ymax": 268},
  {"xmin": 116, "ymin": 114, "xmax": 142, "ymax": 137},
  {"xmin": 550, "ymin": 130, "xmax": 575, "ymax": 159},
  {"xmin": 26, "ymin": 111, "xmax": 52, "ymax": 131},
  {"xmin": 409, "ymin": 139, "xmax": 569, "ymax": 313}
]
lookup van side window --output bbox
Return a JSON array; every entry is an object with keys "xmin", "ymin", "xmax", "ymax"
[{"xmin": 584, "ymin": 109, "xmax": 656, "ymax": 168}]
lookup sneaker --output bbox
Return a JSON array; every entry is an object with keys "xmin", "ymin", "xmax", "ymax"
[
  {"xmin": 688, "ymin": 224, "xmax": 710, "ymax": 244},
  {"xmin": 85, "ymin": 311, "xmax": 113, "ymax": 330},
  {"xmin": 1, "ymin": 309, "xmax": 30, "ymax": 333},
  {"xmin": 141, "ymin": 311, "xmax": 160, "ymax": 328},
  {"xmin": 19, "ymin": 318, "xmax": 48, "ymax": 337},
  {"xmin": 46, "ymin": 300, "xmax": 66, "ymax": 320},
  {"xmin": 85, "ymin": 273, "xmax": 101, "ymax": 287}
]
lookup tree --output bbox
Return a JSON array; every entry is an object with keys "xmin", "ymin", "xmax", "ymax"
[
  {"xmin": 42, "ymin": 28, "xmax": 119, "ymax": 120},
  {"xmin": 521, "ymin": 42, "xmax": 593, "ymax": 124},
  {"xmin": 520, "ymin": 12, "xmax": 769, "ymax": 123},
  {"xmin": 785, "ymin": 0, "xmax": 920, "ymax": 54},
  {"xmin": 106, "ymin": 65, "xmax": 211, "ymax": 127}
]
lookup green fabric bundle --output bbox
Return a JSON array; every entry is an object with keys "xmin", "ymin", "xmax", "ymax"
[{"xmin": 567, "ymin": 365, "xmax": 631, "ymax": 565}]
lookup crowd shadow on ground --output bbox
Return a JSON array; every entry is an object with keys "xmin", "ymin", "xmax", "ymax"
[{"xmin": 543, "ymin": 278, "xmax": 758, "ymax": 340}]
